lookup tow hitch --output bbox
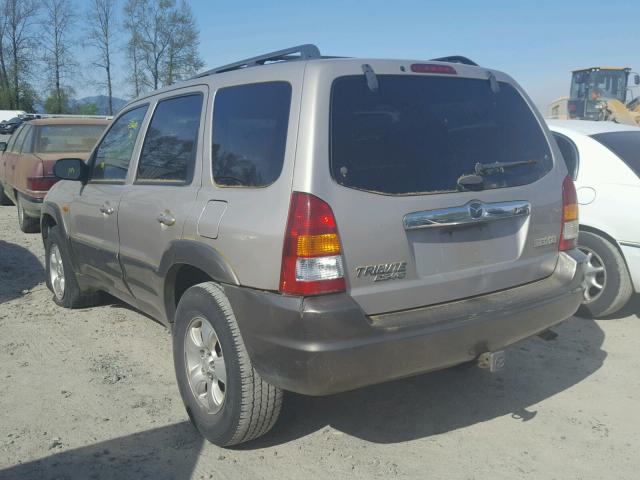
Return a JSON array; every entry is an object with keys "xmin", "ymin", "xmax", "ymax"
[{"xmin": 477, "ymin": 351, "xmax": 506, "ymax": 373}]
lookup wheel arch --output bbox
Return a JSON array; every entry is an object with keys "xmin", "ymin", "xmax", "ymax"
[
  {"xmin": 579, "ymin": 224, "xmax": 626, "ymax": 257},
  {"xmin": 161, "ymin": 240, "xmax": 240, "ymax": 323}
]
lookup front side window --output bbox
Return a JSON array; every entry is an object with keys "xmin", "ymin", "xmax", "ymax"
[
  {"xmin": 92, "ymin": 105, "xmax": 148, "ymax": 182},
  {"xmin": 136, "ymin": 94, "xmax": 203, "ymax": 184},
  {"xmin": 330, "ymin": 75, "xmax": 552, "ymax": 195},
  {"xmin": 212, "ymin": 82, "xmax": 292, "ymax": 187},
  {"xmin": 35, "ymin": 124, "xmax": 106, "ymax": 154}
]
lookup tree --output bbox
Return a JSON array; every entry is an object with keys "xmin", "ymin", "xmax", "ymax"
[
  {"xmin": 74, "ymin": 102, "xmax": 99, "ymax": 115},
  {"xmin": 123, "ymin": 0, "xmax": 147, "ymax": 97},
  {"xmin": 87, "ymin": 0, "xmax": 117, "ymax": 115},
  {"xmin": 123, "ymin": 0, "xmax": 203, "ymax": 94},
  {"xmin": 4, "ymin": 0, "xmax": 40, "ymax": 110},
  {"xmin": 44, "ymin": 88, "xmax": 71, "ymax": 113},
  {"xmin": 42, "ymin": 0, "xmax": 75, "ymax": 114},
  {"xmin": 163, "ymin": 1, "xmax": 203, "ymax": 85}
]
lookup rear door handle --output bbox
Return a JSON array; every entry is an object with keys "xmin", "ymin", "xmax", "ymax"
[
  {"xmin": 99, "ymin": 204, "xmax": 114, "ymax": 215},
  {"xmin": 157, "ymin": 211, "xmax": 176, "ymax": 226}
]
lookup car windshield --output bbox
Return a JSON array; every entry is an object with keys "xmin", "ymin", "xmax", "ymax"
[
  {"xmin": 591, "ymin": 130, "xmax": 640, "ymax": 177},
  {"xmin": 35, "ymin": 124, "xmax": 106, "ymax": 153},
  {"xmin": 330, "ymin": 75, "xmax": 552, "ymax": 195}
]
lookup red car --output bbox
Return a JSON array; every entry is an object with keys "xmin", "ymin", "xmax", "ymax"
[{"xmin": 0, "ymin": 117, "xmax": 109, "ymax": 232}]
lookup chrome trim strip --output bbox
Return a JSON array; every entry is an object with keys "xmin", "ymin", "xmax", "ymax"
[
  {"xmin": 620, "ymin": 241, "xmax": 640, "ymax": 248},
  {"xmin": 403, "ymin": 200, "xmax": 531, "ymax": 230}
]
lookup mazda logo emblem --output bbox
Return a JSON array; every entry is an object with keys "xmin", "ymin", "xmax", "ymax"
[{"xmin": 469, "ymin": 202, "xmax": 484, "ymax": 219}]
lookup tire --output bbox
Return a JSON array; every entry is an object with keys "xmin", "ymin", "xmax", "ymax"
[
  {"xmin": 0, "ymin": 185, "xmax": 12, "ymax": 206},
  {"xmin": 577, "ymin": 230, "xmax": 633, "ymax": 318},
  {"xmin": 173, "ymin": 282, "xmax": 282, "ymax": 447},
  {"xmin": 16, "ymin": 194, "xmax": 40, "ymax": 233},
  {"xmin": 44, "ymin": 225, "xmax": 101, "ymax": 308}
]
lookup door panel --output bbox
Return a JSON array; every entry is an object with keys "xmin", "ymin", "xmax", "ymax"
[
  {"xmin": 70, "ymin": 184, "xmax": 128, "ymax": 293},
  {"xmin": 117, "ymin": 88, "xmax": 207, "ymax": 313},
  {"xmin": 118, "ymin": 185, "xmax": 199, "ymax": 309},
  {"xmin": 68, "ymin": 104, "xmax": 150, "ymax": 294}
]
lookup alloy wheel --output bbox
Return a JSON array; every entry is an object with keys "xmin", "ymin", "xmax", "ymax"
[
  {"xmin": 580, "ymin": 246, "xmax": 606, "ymax": 303},
  {"xmin": 49, "ymin": 244, "xmax": 66, "ymax": 300},
  {"xmin": 184, "ymin": 317, "xmax": 227, "ymax": 414}
]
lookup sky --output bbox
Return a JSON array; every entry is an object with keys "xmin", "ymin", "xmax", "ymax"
[{"xmin": 77, "ymin": 0, "xmax": 640, "ymax": 113}]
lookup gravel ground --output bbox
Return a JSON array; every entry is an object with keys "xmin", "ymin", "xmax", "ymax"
[{"xmin": 0, "ymin": 204, "xmax": 639, "ymax": 480}]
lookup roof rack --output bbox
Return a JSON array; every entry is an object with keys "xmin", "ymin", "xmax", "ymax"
[
  {"xmin": 429, "ymin": 55, "xmax": 479, "ymax": 66},
  {"xmin": 194, "ymin": 44, "xmax": 322, "ymax": 78}
]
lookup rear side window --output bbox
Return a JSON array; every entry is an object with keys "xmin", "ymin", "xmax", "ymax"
[
  {"xmin": 212, "ymin": 82, "xmax": 291, "ymax": 187},
  {"xmin": 34, "ymin": 125, "xmax": 106, "ymax": 153},
  {"xmin": 137, "ymin": 94, "xmax": 203, "ymax": 184},
  {"xmin": 552, "ymin": 133, "xmax": 579, "ymax": 180},
  {"xmin": 330, "ymin": 75, "xmax": 552, "ymax": 195},
  {"xmin": 591, "ymin": 131, "xmax": 640, "ymax": 178},
  {"xmin": 92, "ymin": 105, "xmax": 148, "ymax": 182},
  {"xmin": 9, "ymin": 125, "xmax": 29, "ymax": 153}
]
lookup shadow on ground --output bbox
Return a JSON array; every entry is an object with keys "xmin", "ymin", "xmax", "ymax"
[
  {"xmin": 0, "ymin": 316, "xmax": 606, "ymax": 478},
  {"xmin": 244, "ymin": 316, "xmax": 606, "ymax": 448},
  {"xmin": 0, "ymin": 422, "xmax": 203, "ymax": 480},
  {"xmin": 0, "ymin": 240, "xmax": 46, "ymax": 303}
]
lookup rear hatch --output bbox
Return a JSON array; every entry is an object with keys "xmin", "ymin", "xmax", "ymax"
[{"xmin": 321, "ymin": 62, "xmax": 563, "ymax": 315}]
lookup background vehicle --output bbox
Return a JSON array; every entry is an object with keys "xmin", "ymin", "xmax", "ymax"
[
  {"xmin": 548, "ymin": 67, "xmax": 640, "ymax": 126},
  {"xmin": 0, "ymin": 116, "xmax": 27, "ymax": 135},
  {"xmin": 548, "ymin": 119, "xmax": 640, "ymax": 317},
  {"xmin": 0, "ymin": 117, "xmax": 109, "ymax": 232},
  {"xmin": 43, "ymin": 45, "xmax": 585, "ymax": 446},
  {"xmin": 0, "ymin": 110, "xmax": 26, "ymax": 123}
]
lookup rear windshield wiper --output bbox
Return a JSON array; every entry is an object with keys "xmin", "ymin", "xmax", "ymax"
[
  {"xmin": 457, "ymin": 159, "xmax": 539, "ymax": 191},
  {"xmin": 474, "ymin": 159, "xmax": 538, "ymax": 175}
]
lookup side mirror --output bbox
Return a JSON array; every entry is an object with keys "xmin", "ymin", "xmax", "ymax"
[
  {"xmin": 0, "ymin": 142, "xmax": 7, "ymax": 152},
  {"xmin": 53, "ymin": 158, "xmax": 87, "ymax": 182},
  {"xmin": 634, "ymin": 74, "xmax": 640, "ymax": 85}
]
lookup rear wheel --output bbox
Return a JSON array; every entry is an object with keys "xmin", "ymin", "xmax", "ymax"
[
  {"xmin": 16, "ymin": 195, "xmax": 40, "ymax": 233},
  {"xmin": 173, "ymin": 282, "xmax": 282, "ymax": 446},
  {"xmin": 577, "ymin": 231, "xmax": 632, "ymax": 318}
]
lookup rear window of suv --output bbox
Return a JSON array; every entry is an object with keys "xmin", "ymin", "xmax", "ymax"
[
  {"xmin": 330, "ymin": 75, "xmax": 552, "ymax": 195},
  {"xmin": 591, "ymin": 131, "xmax": 640, "ymax": 178}
]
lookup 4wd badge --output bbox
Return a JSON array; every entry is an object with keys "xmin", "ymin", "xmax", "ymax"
[{"xmin": 356, "ymin": 262, "xmax": 407, "ymax": 282}]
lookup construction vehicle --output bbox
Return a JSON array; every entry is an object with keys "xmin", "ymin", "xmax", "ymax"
[{"xmin": 548, "ymin": 67, "xmax": 640, "ymax": 126}]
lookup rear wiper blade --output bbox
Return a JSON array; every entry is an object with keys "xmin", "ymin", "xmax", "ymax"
[{"xmin": 474, "ymin": 159, "xmax": 538, "ymax": 175}]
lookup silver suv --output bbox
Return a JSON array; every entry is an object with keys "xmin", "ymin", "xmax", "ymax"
[{"xmin": 42, "ymin": 45, "xmax": 586, "ymax": 446}]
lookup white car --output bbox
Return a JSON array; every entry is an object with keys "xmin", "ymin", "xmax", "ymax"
[{"xmin": 547, "ymin": 120, "xmax": 639, "ymax": 317}]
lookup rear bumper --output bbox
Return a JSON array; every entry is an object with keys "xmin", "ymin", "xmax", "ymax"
[{"xmin": 224, "ymin": 250, "xmax": 586, "ymax": 396}]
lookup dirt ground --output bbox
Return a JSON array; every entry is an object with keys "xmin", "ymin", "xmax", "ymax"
[{"xmin": 0, "ymin": 204, "xmax": 639, "ymax": 480}]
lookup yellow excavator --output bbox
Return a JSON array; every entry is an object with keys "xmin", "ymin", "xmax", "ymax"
[{"xmin": 548, "ymin": 67, "xmax": 640, "ymax": 126}]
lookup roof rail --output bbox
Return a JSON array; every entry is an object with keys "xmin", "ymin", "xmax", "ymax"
[
  {"xmin": 429, "ymin": 55, "xmax": 479, "ymax": 66},
  {"xmin": 194, "ymin": 44, "xmax": 321, "ymax": 78}
]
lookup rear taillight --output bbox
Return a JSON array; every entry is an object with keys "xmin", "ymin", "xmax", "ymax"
[
  {"xmin": 27, "ymin": 176, "xmax": 58, "ymax": 191},
  {"xmin": 559, "ymin": 175, "xmax": 579, "ymax": 251},
  {"xmin": 279, "ymin": 192, "xmax": 346, "ymax": 296}
]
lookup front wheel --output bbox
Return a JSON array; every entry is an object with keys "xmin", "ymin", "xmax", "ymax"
[
  {"xmin": 577, "ymin": 231, "xmax": 633, "ymax": 318},
  {"xmin": 45, "ymin": 225, "xmax": 101, "ymax": 308},
  {"xmin": 173, "ymin": 282, "xmax": 282, "ymax": 446}
]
